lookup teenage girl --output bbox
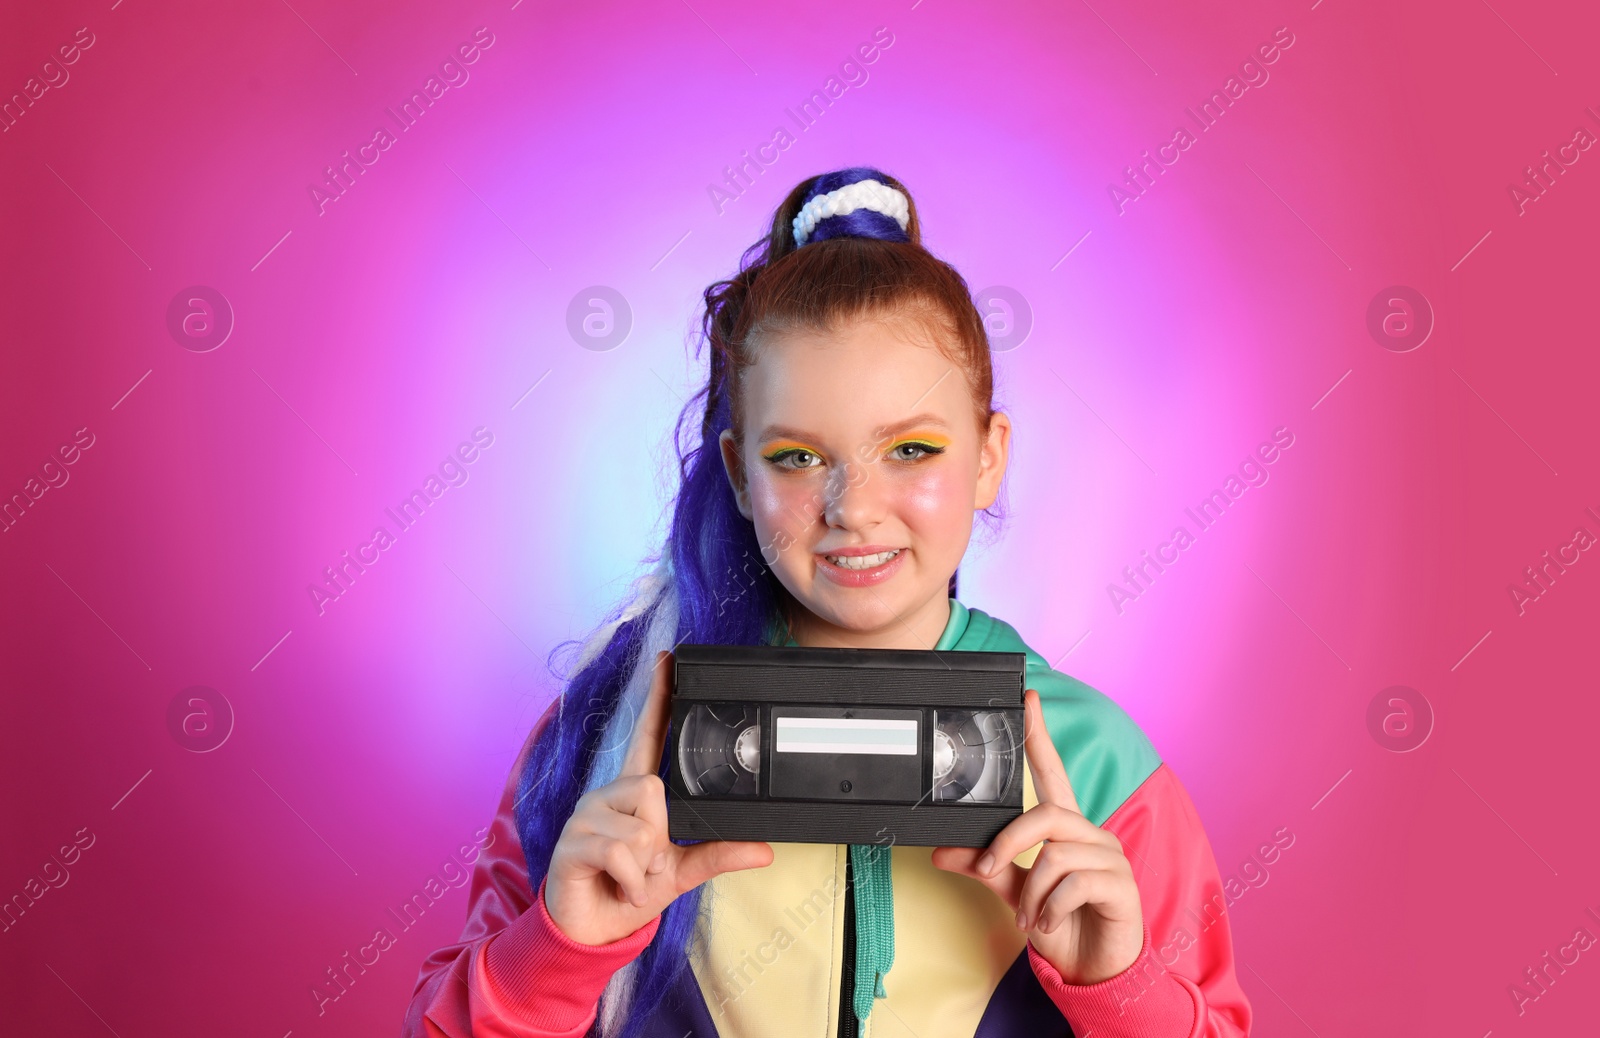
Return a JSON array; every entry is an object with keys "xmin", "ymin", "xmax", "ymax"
[{"xmin": 404, "ymin": 168, "xmax": 1253, "ymax": 1038}]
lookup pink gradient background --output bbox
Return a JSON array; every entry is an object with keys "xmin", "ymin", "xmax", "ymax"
[{"xmin": 3, "ymin": 0, "xmax": 1598, "ymax": 1034}]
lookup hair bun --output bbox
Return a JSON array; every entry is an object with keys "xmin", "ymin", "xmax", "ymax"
[{"xmin": 792, "ymin": 168, "xmax": 912, "ymax": 247}]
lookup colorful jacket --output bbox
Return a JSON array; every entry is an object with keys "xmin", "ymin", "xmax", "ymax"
[{"xmin": 403, "ymin": 599, "xmax": 1253, "ymax": 1037}]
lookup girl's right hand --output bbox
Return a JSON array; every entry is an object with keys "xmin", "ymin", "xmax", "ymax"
[{"xmin": 544, "ymin": 649, "xmax": 775, "ymax": 946}]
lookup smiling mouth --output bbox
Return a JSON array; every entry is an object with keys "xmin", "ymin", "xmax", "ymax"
[{"xmin": 823, "ymin": 549, "xmax": 903, "ymax": 570}]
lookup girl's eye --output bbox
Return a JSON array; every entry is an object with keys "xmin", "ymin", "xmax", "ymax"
[
  {"xmin": 766, "ymin": 448, "xmax": 823, "ymax": 471},
  {"xmin": 890, "ymin": 441, "xmax": 946, "ymax": 462}
]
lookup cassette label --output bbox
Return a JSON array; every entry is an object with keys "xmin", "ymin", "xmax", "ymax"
[
  {"xmin": 773, "ymin": 716, "xmax": 919, "ymax": 754},
  {"xmin": 770, "ymin": 706, "xmax": 921, "ymax": 802}
]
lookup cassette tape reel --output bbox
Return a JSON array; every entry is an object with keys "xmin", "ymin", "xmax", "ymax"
[
  {"xmin": 667, "ymin": 643, "xmax": 1026, "ymax": 847},
  {"xmin": 932, "ymin": 709, "xmax": 1018, "ymax": 803},
  {"xmin": 677, "ymin": 703, "xmax": 760, "ymax": 797}
]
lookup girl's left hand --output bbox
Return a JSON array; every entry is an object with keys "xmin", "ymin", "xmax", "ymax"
[{"xmin": 931, "ymin": 688, "xmax": 1144, "ymax": 985}]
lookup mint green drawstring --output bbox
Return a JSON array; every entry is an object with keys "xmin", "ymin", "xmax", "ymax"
[
  {"xmin": 849, "ymin": 844, "xmax": 895, "ymax": 1022},
  {"xmin": 771, "ymin": 620, "xmax": 897, "ymax": 1023}
]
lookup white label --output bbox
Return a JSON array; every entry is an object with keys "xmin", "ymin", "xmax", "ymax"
[{"xmin": 774, "ymin": 717, "xmax": 918, "ymax": 755}]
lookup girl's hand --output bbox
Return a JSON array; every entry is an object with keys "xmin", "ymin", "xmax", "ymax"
[
  {"xmin": 931, "ymin": 689, "xmax": 1144, "ymax": 984},
  {"xmin": 545, "ymin": 650, "xmax": 775, "ymax": 946}
]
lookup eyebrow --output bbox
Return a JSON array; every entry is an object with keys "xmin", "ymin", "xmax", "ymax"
[{"xmin": 755, "ymin": 413, "xmax": 952, "ymax": 444}]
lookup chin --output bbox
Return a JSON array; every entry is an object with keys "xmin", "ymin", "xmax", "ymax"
[{"xmin": 803, "ymin": 582, "xmax": 917, "ymax": 629}]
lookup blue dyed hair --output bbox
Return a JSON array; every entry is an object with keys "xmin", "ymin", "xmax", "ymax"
[{"xmin": 513, "ymin": 167, "xmax": 1003, "ymax": 1036}]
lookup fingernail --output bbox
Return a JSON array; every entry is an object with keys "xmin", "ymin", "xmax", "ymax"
[
  {"xmin": 1015, "ymin": 911, "xmax": 1028, "ymax": 930},
  {"xmin": 977, "ymin": 853, "xmax": 995, "ymax": 875},
  {"xmin": 649, "ymin": 852, "xmax": 667, "ymax": 873}
]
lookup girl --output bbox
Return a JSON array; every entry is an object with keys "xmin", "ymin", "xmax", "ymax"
[{"xmin": 404, "ymin": 168, "xmax": 1252, "ymax": 1038}]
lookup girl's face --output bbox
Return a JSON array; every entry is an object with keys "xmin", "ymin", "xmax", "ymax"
[{"xmin": 718, "ymin": 312, "xmax": 1011, "ymax": 650}]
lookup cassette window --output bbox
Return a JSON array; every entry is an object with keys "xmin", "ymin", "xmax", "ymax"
[
  {"xmin": 677, "ymin": 703, "xmax": 761, "ymax": 797},
  {"xmin": 932, "ymin": 709, "xmax": 1019, "ymax": 803}
]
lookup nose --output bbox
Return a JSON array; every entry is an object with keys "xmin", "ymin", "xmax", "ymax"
[{"xmin": 822, "ymin": 457, "xmax": 883, "ymax": 531}]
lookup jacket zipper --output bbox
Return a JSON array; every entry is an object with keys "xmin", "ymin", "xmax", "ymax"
[{"xmin": 839, "ymin": 845, "xmax": 858, "ymax": 1038}]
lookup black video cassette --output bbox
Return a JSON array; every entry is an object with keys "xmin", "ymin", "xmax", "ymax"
[{"xmin": 666, "ymin": 643, "xmax": 1026, "ymax": 847}]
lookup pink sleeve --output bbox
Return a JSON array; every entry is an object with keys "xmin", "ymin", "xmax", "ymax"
[
  {"xmin": 1027, "ymin": 763, "xmax": 1253, "ymax": 1037},
  {"xmin": 402, "ymin": 707, "xmax": 660, "ymax": 1037}
]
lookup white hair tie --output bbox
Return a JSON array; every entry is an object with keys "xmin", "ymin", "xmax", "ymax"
[{"xmin": 792, "ymin": 178, "xmax": 911, "ymax": 246}]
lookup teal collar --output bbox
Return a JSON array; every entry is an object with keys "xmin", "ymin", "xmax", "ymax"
[{"xmin": 935, "ymin": 597, "xmax": 970, "ymax": 650}]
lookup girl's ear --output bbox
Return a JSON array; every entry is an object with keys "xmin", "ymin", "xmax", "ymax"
[
  {"xmin": 974, "ymin": 412, "xmax": 1011, "ymax": 510},
  {"xmin": 718, "ymin": 430, "xmax": 755, "ymax": 520}
]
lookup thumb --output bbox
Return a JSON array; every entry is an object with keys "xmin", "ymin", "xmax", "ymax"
[
  {"xmin": 671, "ymin": 840, "xmax": 774, "ymax": 892},
  {"xmin": 930, "ymin": 846, "xmax": 1026, "ymax": 910}
]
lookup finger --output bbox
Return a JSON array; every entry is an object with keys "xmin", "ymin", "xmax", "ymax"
[
  {"xmin": 1036, "ymin": 868, "xmax": 1126, "ymax": 935},
  {"xmin": 568, "ymin": 833, "xmax": 651, "ymax": 906},
  {"xmin": 594, "ymin": 773, "xmax": 670, "ymax": 834},
  {"xmin": 1014, "ymin": 841, "xmax": 1123, "ymax": 931},
  {"xmin": 930, "ymin": 846, "xmax": 1027, "ymax": 910},
  {"xmin": 1023, "ymin": 689, "xmax": 1082, "ymax": 815},
  {"xmin": 582, "ymin": 808, "xmax": 662, "ymax": 874},
  {"xmin": 591, "ymin": 777, "xmax": 671, "ymax": 873},
  {"xmin": 973, "ymin": 802, "xmax": 1111, "ymax": 879},
  {"xmin": 929, "ymin": 845, "xmax": 984, "ymax": 875},
  {"xmin": 671, "ymin": 840, "xmax": 774, "ymax": 892},
  {"xmin": 619, "ymin": 651, "xmax": 675, "ymax": 778}
]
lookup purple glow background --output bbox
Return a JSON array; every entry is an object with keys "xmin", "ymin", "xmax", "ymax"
[{"xmin": 3, "ymin": 0, "xmax": 1598, "ymax": 1034}]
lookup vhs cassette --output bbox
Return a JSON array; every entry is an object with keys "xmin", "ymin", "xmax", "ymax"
[{"xmin": 667, "ymin": 643, "xmax": 1026, "ymax": 847}]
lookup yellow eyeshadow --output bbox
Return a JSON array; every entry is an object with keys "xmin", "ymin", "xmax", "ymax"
[
  {"xmin": 888, "ymin": 432, "xmax": 951, "ymax": 450},
  {"xmin": 761, "ymin": 439, "xmax": 821, "ymax": 459}
]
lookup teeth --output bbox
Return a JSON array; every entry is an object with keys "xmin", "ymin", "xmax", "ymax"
[{"xmin": 826, "ymin": 550, "xmax": 900, "ymax": 570}]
